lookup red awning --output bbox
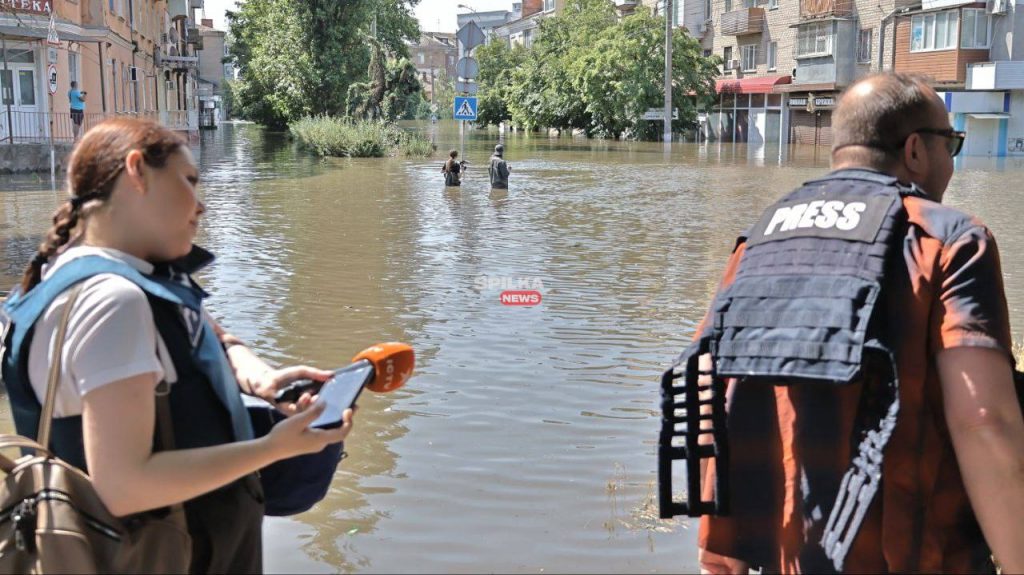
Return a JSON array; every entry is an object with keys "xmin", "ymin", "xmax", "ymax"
[{"xmin": 715, "ymin": 75, "xmax": 792, "ymax": 94}]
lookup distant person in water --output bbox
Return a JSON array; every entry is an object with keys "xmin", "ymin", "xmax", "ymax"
[
  {"xmin": 489, "ymin": 144, "xmax": 510, "ymax": 189},
  {"xmin": 441, "ymin": 150, "xmax": 464, "ymax": 187}
]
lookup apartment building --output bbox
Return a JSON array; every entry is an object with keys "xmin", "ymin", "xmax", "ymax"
[
  {"xmin": 0, "ymin": 0, "xmax": 203, "ymax": 143},
  {"xmin": 698, "ymin": 0, "xmax": 1023, "ymax": 155},
  {"xmin": 493, "ymin": 0, "xmax": 561, "ymax": 48},
  {"xmin": 409, "ymin": 32, "xmax": 458, "ymax": 102},
  {"xmin": 196, "ymin": 17, "xmax": 228, "ymax": 125}
]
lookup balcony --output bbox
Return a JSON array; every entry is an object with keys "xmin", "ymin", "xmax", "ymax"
[
  {"xmin": 168, "ymin": 0, "xmax": 189, "ymax": 21},
  {"xmin": 967, "ymin": 61, "xmax": 1024, "ymax": 90},
  {"xmin": 799, "ymin": 0, "xmax": 853, "ymax": 20},
  {"xmin": 720, "ymin": 7, "xmax": 765, "ymax": 36}
]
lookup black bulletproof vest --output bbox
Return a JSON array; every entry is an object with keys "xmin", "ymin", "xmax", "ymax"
[{"xmin": 659, "ymin": 169, "xmax": 928, "ymax": 571}]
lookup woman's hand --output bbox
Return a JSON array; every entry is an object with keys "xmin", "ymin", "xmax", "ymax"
[
  {"xmin": 251, "ymin": 365, "xmax": 334, "ymax": 416},
  {"xmin": 263, "ymin": 402, "xmax": 354, "ymax": 459}
]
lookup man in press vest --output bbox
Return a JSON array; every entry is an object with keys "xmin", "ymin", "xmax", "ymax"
[{"xmin": 681, "ymin": 73, "xmax": 1024, "ymax": 573}]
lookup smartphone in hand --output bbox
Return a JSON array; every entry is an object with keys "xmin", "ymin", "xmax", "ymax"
[{"xmin": 308, "ymin": 362, "xmax": 374, "ymax": 429}]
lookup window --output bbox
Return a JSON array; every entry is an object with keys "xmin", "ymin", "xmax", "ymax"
[
  {"xmin": 704, "ymin": 48, "xmax": 713, "ymax": 57},
  {"xmin": 725, "ymin": 0, "xmax": 733, "ymax": 12},
  {"xmin": 69, "ymin": 52, "xmax": 79, "ymax": 84},
  {"xmin": 857, "ymin": 28, "xmax": 873, "ymax": 62},
  {"xmin": 767, "ymin": 41, "xmax": 777, "ymax": 70},
  {"xmin": 961, "ymin": 8, "xmax": 991, "ymax": 49},
  {"xmin": 418, "ymin": 53, "xmax": 425, "ymax": 64},
  {"xmin": 705, "ymin": 0, "xmax": 712, "ymax": 19},
  {"xmin": 741, "ymin": 44, "xmax": 757, "ymax": 71},
  {"xmin": 767, "ymin": 0, "xmax": 778, "ymax": 8},
  {"xmin": 108, "ymin": 0, "xmax": 113, "ymax": 13},
  {"xmin": 543, "ymin": 0, "xmax": 554, "ymax": 11},
  {"xmin": 723, "ymin": 46, "xmax": 733, "ymax": 70},
  {"xmin": 797, "ymin": 21, "xmax": 833, "ymax": 57},
  {"xmin": 911, "ymin": 11, "xmax": 959, "ymax": 52}
]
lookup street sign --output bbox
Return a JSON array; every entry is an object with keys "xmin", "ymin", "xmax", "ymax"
[
  {"xmin": 456, "ymin": 57, "xmax": 479, "ymax": 80},
  {"xmin": 642, "ymin": 108, "xmax": 679, "ymax": 120},
  {"xmin": 46, "ymin": 12, "xmax": 59, "ymax": 46},
  {"xmin": 47, "ymin": 47, "xmax": 57, "ymax": 64},
  {"xmin": 456, "ymin": 20, "xmax": 486, "ymax": 53},
  {"xmin": 47, "ymin": 64, "xmax": 57, "ymax": 94},
  {"xmin": 455, "ymin": 80, "xmax": 478, "ymax": 94},
  {"xmin": 430, "ymin": 103, "xmax": 438, "ymax": 113},
  {"xmin": 454, "ymin": 96, "xmax": 478, "ymax": 121},
  {"xmin": 697, "ymin": 113, "xmax": 708, "ymax": 122}
]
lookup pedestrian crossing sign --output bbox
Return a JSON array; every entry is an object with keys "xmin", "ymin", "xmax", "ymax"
[{"xmin": 454, "ymin": 97, "xmax": 478, "ymax": 121}]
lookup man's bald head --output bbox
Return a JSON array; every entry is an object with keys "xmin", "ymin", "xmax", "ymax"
[{"xmin": 832, "ymin": 73, "xmax": 943, "ymax": 169}]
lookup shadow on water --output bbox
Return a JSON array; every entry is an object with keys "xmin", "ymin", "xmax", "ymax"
[{"xmin": 2, "ymin": 121, "xmax": 1024, "ymax": 573}]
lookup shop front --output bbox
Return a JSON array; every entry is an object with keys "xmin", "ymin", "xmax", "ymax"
[
  {"xmin": 707, "ymin": 75, "xmax": 792, "ymax": 144},
  {"xmin": 785, "ymin": 91, "xmax": 838, "ymax": 147}
]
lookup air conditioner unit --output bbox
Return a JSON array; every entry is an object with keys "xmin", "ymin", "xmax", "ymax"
[
  {"xmin": 189, "ymin": 0, "xmax": 202, "ymax": 8},
  {"xmin": 729, "ymin": 59, "xmax": 741, "ymax": 70},
  {"xmin": 986, "ymin": 0, "xmax": 1006, "ymax": 14}
]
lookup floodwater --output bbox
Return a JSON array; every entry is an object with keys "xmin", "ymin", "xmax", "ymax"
[{"xmin": 2, "ymin": 121, "xmax": 1024, "ymax": 573}]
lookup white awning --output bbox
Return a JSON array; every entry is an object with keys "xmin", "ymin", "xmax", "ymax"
[{"xmin": 968, "ymin": 113, "xmax": 1011, "ymax": 119}]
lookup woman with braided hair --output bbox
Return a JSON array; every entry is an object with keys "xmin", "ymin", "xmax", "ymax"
[{"xmin": 3, "ymin": 119, "xmax": 356, "ymax": 573}]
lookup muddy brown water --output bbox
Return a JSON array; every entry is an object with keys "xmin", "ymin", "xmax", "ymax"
[{"xmin": 1, "ymin": 121, "xmax": 1023, "ymax": 573}]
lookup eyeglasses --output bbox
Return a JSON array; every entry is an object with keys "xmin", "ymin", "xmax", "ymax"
[
  {"xmin": 835, "ymin": 128, "xmax": 967, "ymax": 158},
  {"xmin": 910, "ymin": 128, "xmax": 966, "ymax": 158}
]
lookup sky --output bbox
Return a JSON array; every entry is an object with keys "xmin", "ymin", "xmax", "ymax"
[{"xmin": 200, "ymin": 0, "xmax": 516, "ymax": 34}]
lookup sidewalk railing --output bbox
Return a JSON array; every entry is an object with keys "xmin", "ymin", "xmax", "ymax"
[{"xmin": 0, "ymin": 110, "xmax": 195, "ymax": 144}]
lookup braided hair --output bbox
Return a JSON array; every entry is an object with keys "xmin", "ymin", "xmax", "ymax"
[{"xmin": 20, "ymin": 118, "xmax": 185, "ymax": 293}]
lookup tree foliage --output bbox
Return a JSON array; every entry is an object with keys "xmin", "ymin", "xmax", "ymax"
[
  {"xmin": 478, "ymin": 0, "xmax": 720, "ymax": 139},
  {"xmin": 227, "ymin": 0, "xmax": 421, "ymax": 129}
]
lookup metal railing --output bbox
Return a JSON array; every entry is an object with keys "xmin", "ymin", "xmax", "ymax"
[
  {"xmin": 799, "ymin": 0, "xmax": 854, "ymax": 20},
  {"xmin": 0, "ymin": 110, "xmax": 194, "ymax": 144}
]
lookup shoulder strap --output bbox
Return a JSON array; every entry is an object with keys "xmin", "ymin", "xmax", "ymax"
[
  {"xmin": 36, "ymin": 282, "xmax": 177, "ymax": 454},
  {"xmin": 38, "ymin": 283, "xmax": 84, "ymax": 447}
]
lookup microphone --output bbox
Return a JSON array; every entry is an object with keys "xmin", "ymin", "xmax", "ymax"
[{"xmin": 273, "ymin": 342, "xmax": 414, "ymax": 403}]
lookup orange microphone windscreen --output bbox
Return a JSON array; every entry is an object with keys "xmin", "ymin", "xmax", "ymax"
[{"xmin": 353, "ymin": 342, "xmax": 414, "ymax": 392}]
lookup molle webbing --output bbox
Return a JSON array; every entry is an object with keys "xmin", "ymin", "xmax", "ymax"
[{"xmin": 659, "ymin": 173, "xmax": 918, "ymax": 571}]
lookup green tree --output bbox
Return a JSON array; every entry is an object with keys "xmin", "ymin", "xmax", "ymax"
[
  {"xmin": 432, "ymin": 69, "xmax": 455, "ymax": 120},
  {"xmin": 475, "ymin": 40, "xmax": 527, "ymax": 126},
  {"xmin": 227, "ymin": 0, "xmax": 421, "ymax": 128},
  {"xmin": 495, "ymin": 0, "xmax": 719, "ymax": 139}
]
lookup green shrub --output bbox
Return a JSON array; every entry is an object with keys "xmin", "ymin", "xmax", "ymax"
[{"xmin": 290, "ymin": 116, "xmax": 434, "ymax": 158}]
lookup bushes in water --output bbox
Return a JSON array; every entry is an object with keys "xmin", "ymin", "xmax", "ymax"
[{"xmin": 289, "ymin": 116, "xmax": 435, "ymax": 158}]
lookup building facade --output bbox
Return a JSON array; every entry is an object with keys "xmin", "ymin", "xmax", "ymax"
[
  {"xmin": 196, "ymin": 16, "xmax": 228, "ymax": 125},
  {"xmin": 408, "ymin": 31, "xmax": 457, "ymax": 102},
  {"xmin": 0, "ymin": 0, "xmax": 203, "ymax": 144},
  {"xmin": 699, "ymin": 0, "xmax": 1023, "ymax": 155}
]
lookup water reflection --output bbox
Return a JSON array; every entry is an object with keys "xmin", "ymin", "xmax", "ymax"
[{"xmin": 1, "ymin": 122, "xmax": 1023, "ymax": 573}]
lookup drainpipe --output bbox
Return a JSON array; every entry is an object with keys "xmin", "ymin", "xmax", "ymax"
[
  {"xmin": 129, "ymin": 0, "xmax": 139, "ymax": 112},
  {"xmin": 99, "ymin": 41, "xmax": 107, "ymax": 113},
  {"xmin": 2, "ymin": 35, "xmax": 12, "ymax": 144},
  {"xmin": 878, "ymin": 6, "xmax": 914, "ymax": 72}
]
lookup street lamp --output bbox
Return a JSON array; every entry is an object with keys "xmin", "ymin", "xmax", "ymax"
[{"xmin": 457, "ymin": 4, "xmax": 478, "ymax": 13}]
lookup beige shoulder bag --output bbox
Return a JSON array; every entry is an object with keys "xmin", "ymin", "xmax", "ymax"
[{"xmin": 0, "ymin": 284, "xmax": 192, "ymax": 573}]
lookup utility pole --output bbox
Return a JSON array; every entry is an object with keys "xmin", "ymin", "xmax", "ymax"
[{"xmin": 664, "ymin": 0, "xmax": 673, "ymax": 143}]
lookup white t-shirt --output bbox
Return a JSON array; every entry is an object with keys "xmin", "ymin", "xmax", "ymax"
[{"xmin": 27, "ymin": 246, "xmax": 177, "ymax": 417}]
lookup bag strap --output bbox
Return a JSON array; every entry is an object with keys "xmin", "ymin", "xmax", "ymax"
[
  {"xmin": 38, "ymin": 283, "xmax": 85, "ymax": 447},
  {"xmin": 37, "ymin": 282, "xmax": 177, "ymax": 454}
]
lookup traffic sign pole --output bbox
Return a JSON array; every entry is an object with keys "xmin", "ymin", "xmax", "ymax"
[{"xmin": 456, "ymin": 20, "xmax": 485, "ymax": 165}]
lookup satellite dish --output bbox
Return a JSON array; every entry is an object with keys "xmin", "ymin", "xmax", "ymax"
[
  {"xmin": 168, "ymin": 45, "xmax": 179, "ymax": 57},
  {"xmin": 168, "ymin": 27, "xmax": 179, "ymax": 43}
]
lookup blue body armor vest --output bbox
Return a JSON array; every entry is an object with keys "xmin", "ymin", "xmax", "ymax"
[
  {"xmin": 659, "ymin": 170, "xmax": 928, "ymax": 570},
  {"xmin": 1, "ymin": 255, "xmax": 254, "ymax": 471}
]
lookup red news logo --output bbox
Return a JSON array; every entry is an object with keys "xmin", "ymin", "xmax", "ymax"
[{"xmin": 500, "ymin": 290, "xmax": 542, "ymax": 306}]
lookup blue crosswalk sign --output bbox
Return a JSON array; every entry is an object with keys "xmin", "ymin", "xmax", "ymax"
[{"xmin": 454, "ymin": 96, "xmax": 478, "ymax": 121}]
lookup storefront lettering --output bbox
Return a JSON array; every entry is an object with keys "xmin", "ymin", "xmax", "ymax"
[
  {"xmin": 1, "ymin": 0, "xmax": 52, "ymax": 14},
  {"xmin": 789, "ymin": 98, "xmax": 808, "ymax": 107},
  {"xmin": 814, "ymin": 97, "xmax": 835, "ymax": 107}
]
